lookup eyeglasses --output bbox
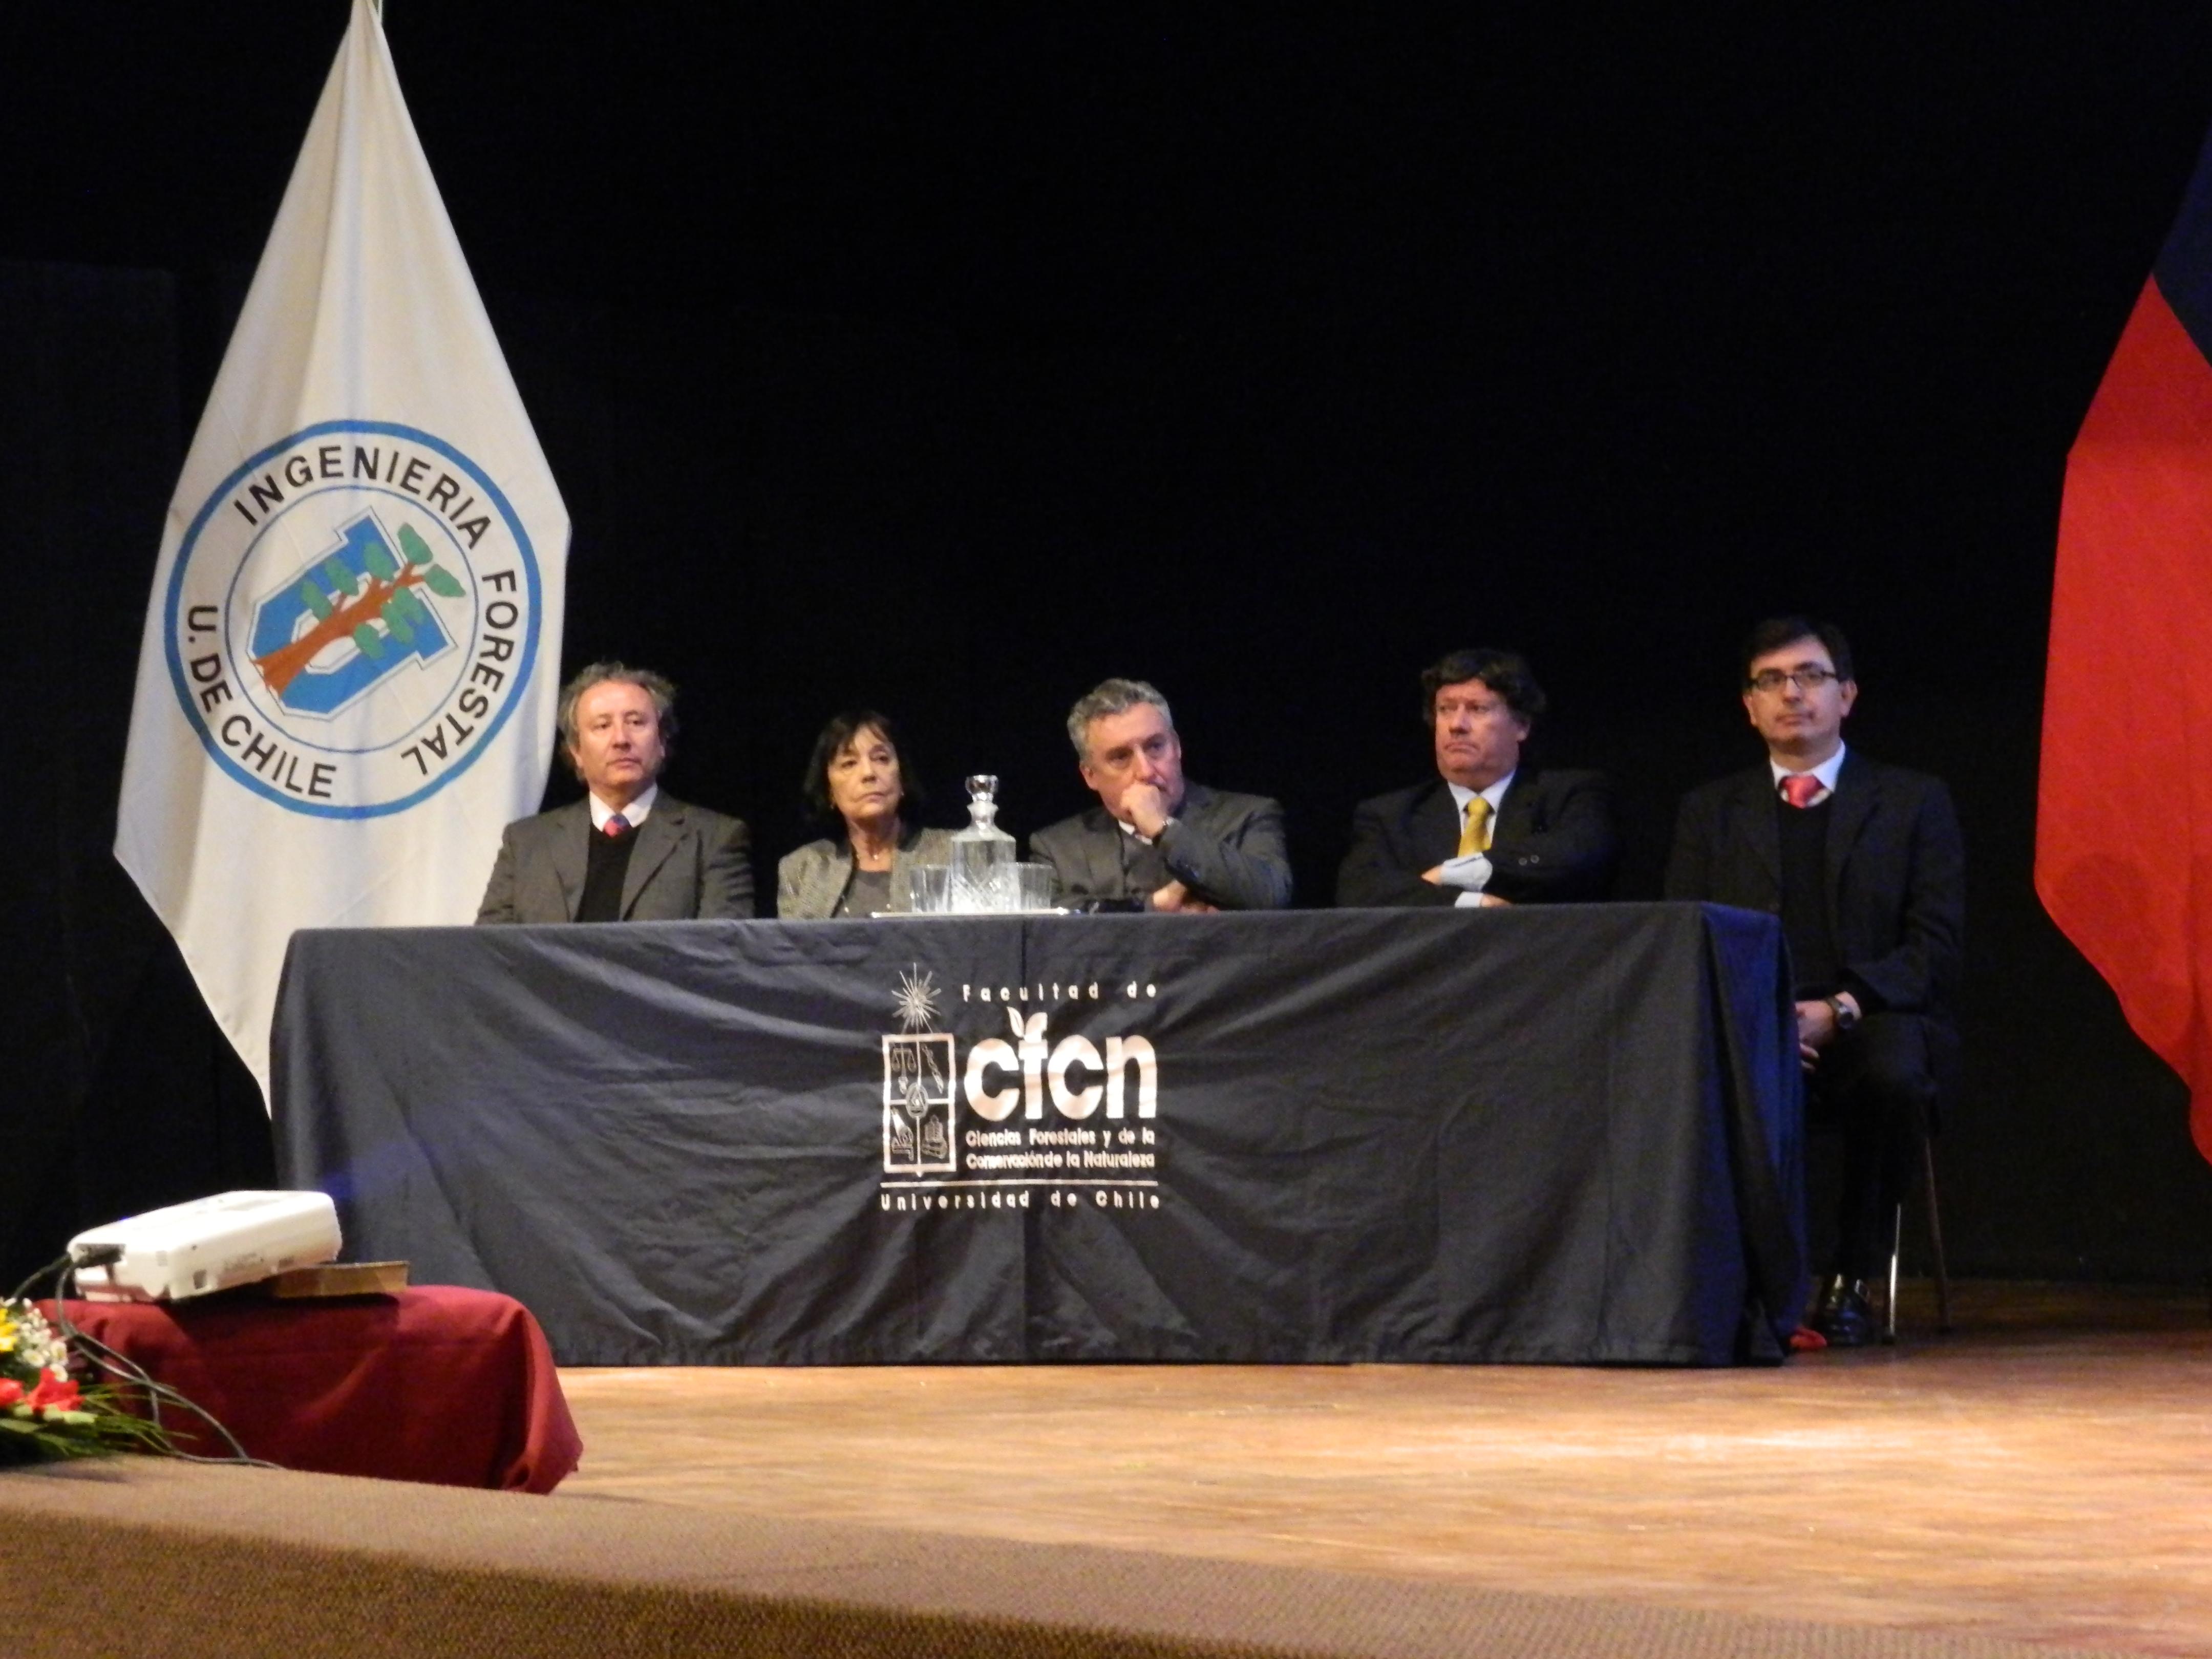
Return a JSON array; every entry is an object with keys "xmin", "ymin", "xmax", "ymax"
[{"xmin": 1745, "ymin": 666, "xmax": 1839, "ymax": 694}]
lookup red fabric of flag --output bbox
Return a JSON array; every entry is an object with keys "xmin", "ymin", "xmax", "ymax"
[{"xmin": 2040, "ymin": 145, "xmax": 2212, "ymax": 1164}]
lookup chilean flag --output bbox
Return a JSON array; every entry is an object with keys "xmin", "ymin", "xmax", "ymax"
[{"xmin": 2040, "ymin": 127, "xmax": 2212, "ymax": 1164}]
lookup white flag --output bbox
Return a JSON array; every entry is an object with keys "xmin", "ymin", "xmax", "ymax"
[{"xmin": 117, "ymin": 0, "xmax": 568, "ymax": 1102}]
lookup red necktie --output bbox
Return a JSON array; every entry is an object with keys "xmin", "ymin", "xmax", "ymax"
[
  {"xmin": 1779, "ymin": 775, "xmax": 1822, "ymax": 810},
  {"xmin": 604, "ymin": 813, "xmax": 631, "ymax": 836}
]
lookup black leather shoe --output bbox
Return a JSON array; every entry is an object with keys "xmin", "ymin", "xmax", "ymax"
[{"xmin": 1813, "ymin": 1275, "xmax": 1875, "ymax": 1348}]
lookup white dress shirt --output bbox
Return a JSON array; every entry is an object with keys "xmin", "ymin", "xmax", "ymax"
[{"xmin": 588, "ymin": 783, "xmax": 658, "ymax": 831}]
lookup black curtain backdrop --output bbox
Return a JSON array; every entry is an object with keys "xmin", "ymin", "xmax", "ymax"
[{"xmin": 5, "ymin": 8, "xmax": 2211, "ymax": 1288}]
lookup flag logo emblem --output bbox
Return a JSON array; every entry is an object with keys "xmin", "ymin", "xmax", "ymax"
[{"xmin": 162, "ymin": 419, "xmax": 546, "ymax": 819}]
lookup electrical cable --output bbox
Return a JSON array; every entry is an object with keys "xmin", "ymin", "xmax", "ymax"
[{"xmin": 20, "ymin": 1260, "xmax": 281, "ymax": 1471}]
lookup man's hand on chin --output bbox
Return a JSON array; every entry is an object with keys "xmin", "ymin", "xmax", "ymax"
[{"xmin": 1122, "ymin": 784, "xmax": 1172, "ymax": 840}]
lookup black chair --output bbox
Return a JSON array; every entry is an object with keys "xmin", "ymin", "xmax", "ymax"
[{"xmin": 1881, "ymin": 1050, "xmax": 1956, "ymax": 1345}]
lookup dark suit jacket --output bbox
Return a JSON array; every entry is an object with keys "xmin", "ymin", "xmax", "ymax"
[
  {"xmin": 475, "ymin": 794, "xmax": 754, "ymax": 923},
  {"xmin": 1662, "ymin": 751, "xmax": 1963, "ymax": 1017},
  {"xmin": 1335, "ymin": 766, "xmax": 1621, "ymax": 906},
  {"xmin": 1029, "ymin": 783, "xmax": 1292, "ymax": 910}
]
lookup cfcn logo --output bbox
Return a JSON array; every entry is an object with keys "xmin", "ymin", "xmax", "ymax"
[
  {"xmin": 163, "ymin": 420, "xmax": 545, "ymax": 819},
  {"xmin": 964, "ymin": 1007, "xmax": 1157, "ymax": 1123},
  {"xmin": 879, "ymin": 966, "xmax": 1163, "ymax": 1180}
]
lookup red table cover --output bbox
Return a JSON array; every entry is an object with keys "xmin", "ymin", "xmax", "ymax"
[{"xmin": 44, "ymin": 1285, "xmax": 582, "ymax": 1494}]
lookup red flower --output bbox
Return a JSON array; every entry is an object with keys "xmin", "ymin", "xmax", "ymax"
[
  {"xmin": 26, "ymin": 1371, "xmax": 80, "ymax": 1413},
  {"xmin": 0, "ymin": 1378, "xmax": 20, "ymax": 1407}
]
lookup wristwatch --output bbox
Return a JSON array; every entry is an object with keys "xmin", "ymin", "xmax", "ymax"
[{"xmin": 1824, "ymin": 994, "xmax": 1860, "ymax": 1032}]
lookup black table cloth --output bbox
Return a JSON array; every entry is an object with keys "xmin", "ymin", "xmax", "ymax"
[{"xmin": 272, "ymin": 903, "xmax": 1805, "ymax": 1366}]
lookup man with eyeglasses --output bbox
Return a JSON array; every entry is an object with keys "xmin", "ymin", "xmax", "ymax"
[
  {"xmin": 1664, "ymin": 616, "xmax": 1963, "ymax": 1347},
  {"xmin": 1336, "ymin": 647, "xmax": 1620, "ymax": 908}
]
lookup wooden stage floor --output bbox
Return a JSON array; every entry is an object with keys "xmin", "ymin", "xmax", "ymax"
[{"xmin": 555, "ymin": 1283, "xmax": 2212, "ymax": 1658}]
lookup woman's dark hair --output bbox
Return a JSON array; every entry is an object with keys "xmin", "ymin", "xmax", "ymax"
[{"xmin": 801, "ymin": 710, "xmax": 926, "ymax": 823}]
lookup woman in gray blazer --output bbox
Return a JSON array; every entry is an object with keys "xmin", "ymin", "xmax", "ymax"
[{"xmin": 777, "ymin": 710, "xmax": 953, "ymax": 918}]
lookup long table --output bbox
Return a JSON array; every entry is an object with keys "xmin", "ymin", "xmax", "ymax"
[{"xmin": 271, "ymin": 904, "xmax": 1806, "ymax": 1367}]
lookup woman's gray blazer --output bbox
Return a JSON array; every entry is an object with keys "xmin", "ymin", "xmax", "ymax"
[{"xmin": 777, "ymin": 826, "xmax": 955, "ymax": 919}]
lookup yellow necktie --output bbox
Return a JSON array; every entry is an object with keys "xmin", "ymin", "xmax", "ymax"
[{"xmin": 1458, "ymin": 797, "xmax": 1492, "ymax": 857}]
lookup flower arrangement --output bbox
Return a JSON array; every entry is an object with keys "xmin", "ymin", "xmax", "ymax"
[{"xmin": 0, "ymin": 1300, "xmax": 169, "ymax": 1462}]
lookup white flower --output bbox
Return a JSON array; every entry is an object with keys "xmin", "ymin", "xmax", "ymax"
[{"xmin": 5, "ymin": 1304, "xmax": 67, "ymax": 1375}]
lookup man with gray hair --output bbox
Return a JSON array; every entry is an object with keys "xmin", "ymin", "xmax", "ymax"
[
  {"xmin": 476, "ymin": 660, "xmax": 753, "ymax": 923},
  {"xmin": 1029, "ymin": 677, "xmax": 1291, "ymax": 912}
]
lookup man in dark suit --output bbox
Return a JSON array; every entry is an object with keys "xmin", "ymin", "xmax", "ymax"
[
  {"xmin": 1030, "ymin": 677, "xmax": 1291, "ymax": 911},
  {"xmin": 476, "ymin": 661, "xmax": 753, "ymax": 924},
  {"xmin": 1664, "ymin": 616, "xmax": 1963, "ymax": 1346},
  {"xmin": 1336, "ymin": 647, "xmax": 1620, "ymax": 908}
]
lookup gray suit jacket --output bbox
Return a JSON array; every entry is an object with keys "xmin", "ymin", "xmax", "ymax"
[
  {"xmin": 777, "ymin": 826, "xmax": 955, "ymax": 919},
  {"xmin": 1028, "ymin": 783, "xmax": 1292, "ymax": 910},
  {"xmin": 475, "ymin": 794, "xmax": 754, "ymax": 923}
]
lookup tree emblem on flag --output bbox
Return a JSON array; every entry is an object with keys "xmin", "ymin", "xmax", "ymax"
[
  {"xmin": 252, "ymin": 518, "xmax": 466, "ymax": 708},
  {"xmin": 160, "ymin": 420, "xmax": 548, "ymax": 820}
]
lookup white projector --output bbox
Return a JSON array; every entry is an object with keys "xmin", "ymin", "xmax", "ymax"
[{"xmin": 68, "ymin": 1190, "xmax": 343, "ymax": 1303}]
